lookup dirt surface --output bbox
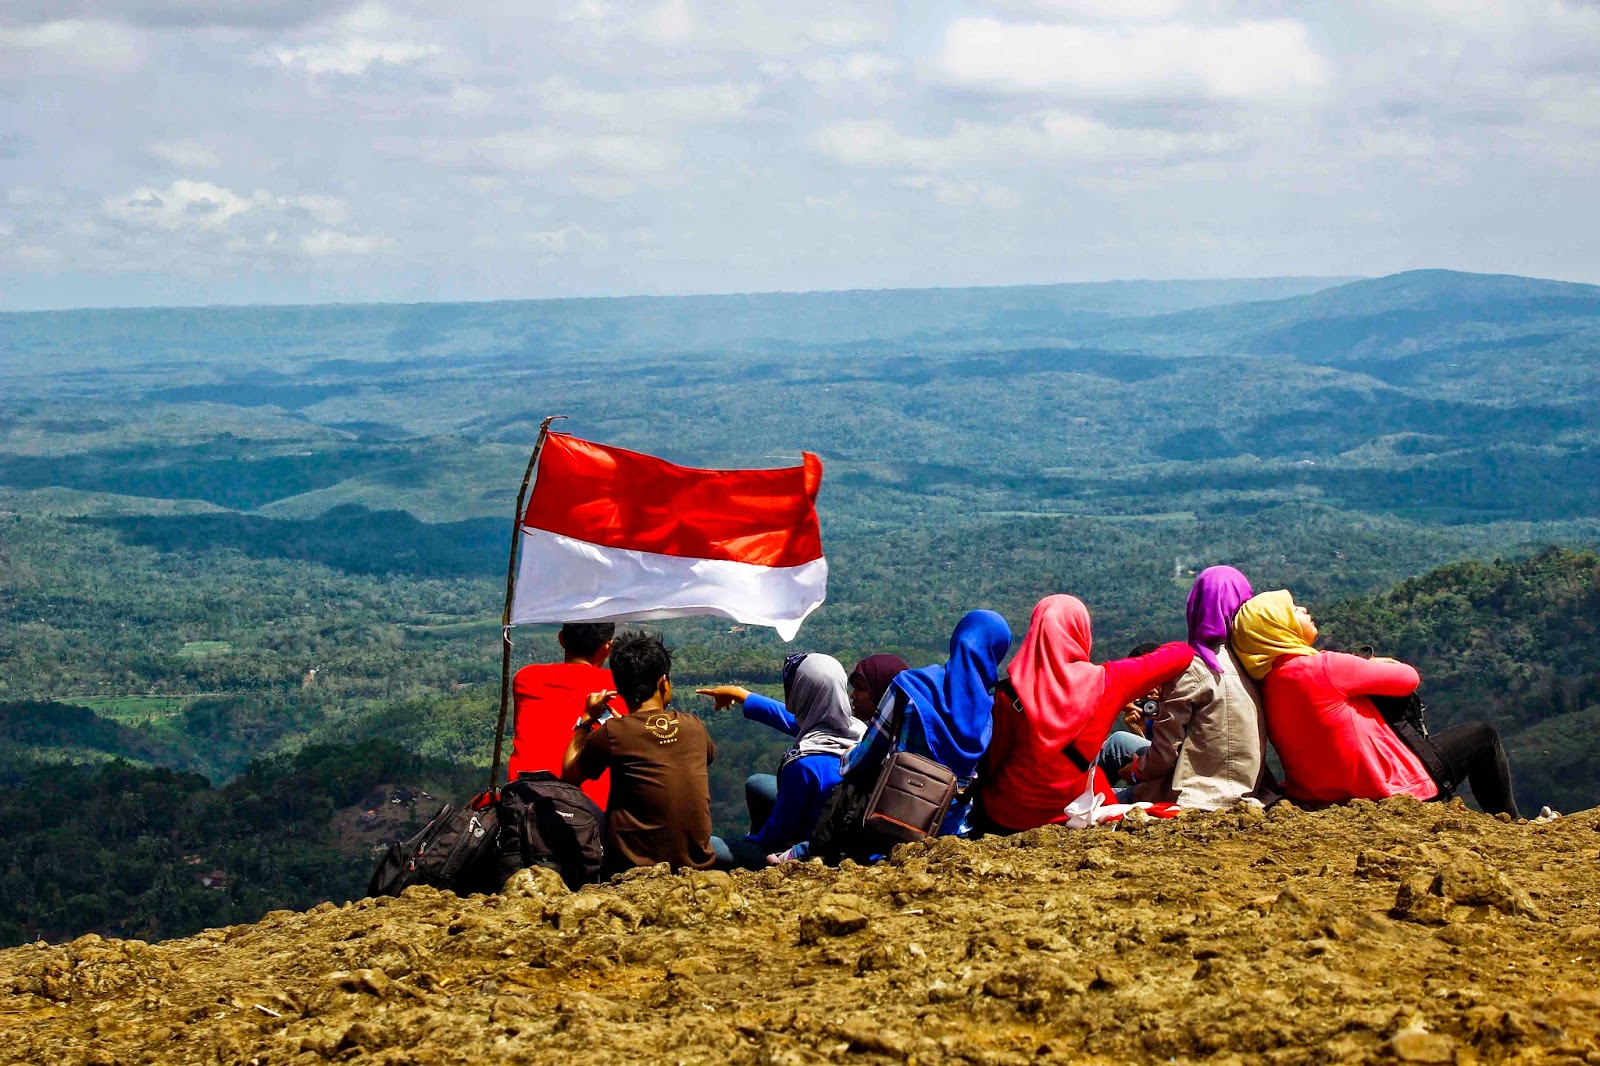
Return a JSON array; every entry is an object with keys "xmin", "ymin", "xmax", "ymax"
[{"xmin": 4, "ymin": 797, "xmax": 1599, "ymax": 1066}]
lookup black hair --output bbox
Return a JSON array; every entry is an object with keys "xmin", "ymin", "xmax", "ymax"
[
  {"xmin": 559, "ymin": 621, "xmax": 616, "ymax": 660},
  {"xmin": 608, "ymin": 630, "xmax": 672, "ymax": 710},
  {"xmin": 1127, "ymin": 641, "xmax": 1161, "ymax": 658}
]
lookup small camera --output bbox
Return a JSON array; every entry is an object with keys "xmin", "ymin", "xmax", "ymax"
[{"xmin": 1137, "ymin": 699, "xmax": 1158, "ymax": 718}]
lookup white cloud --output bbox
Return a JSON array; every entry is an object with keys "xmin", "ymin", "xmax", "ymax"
[
  {"xmin": 897, "ymin": 176, "xmax": 1021, "ymax": 209},
  {"xmin": 1391, "ymin": 0, "xmax": 1600, "ymax": 38},
  {"xmin": 271, "ymin": 37, "xmax": 437, "ymax": 75},
  {"xmin": 532, "ymin": 77, "xmax": 761, "ymax": 126},
  {"xmin": 813, "ymin": 112, "xmax": 1229, "ymax": 171},
  {"xmin": 3, "ymin": 1, "xmax": 357, "ymax": 30},
  {"xmin": 0, "ymin": 18, "xmax": 147, "ymax": 75},
  {"xmin": 146, "ymin": 140, "xmax": 220, "ymax": 168},
  {"xmin": 300, "ymin": 229, "xmax": 390, "ymax": 256},
  {"xmin": 563, "ymin": 0, "xmax": 895, "ymax": 57},
  {"xmin": 400, "ymin": 130, "xmax": 684, "ymax": 192},
  {"xmin": 286, "ymin": 194, "xmax": 349, "ymax": 226},
  {"xmin": 103, "ymin": 179, "xmax": 256, "ymax": 229},
  {"xmin": 1365, "ymin": 0, "xmax": 1600, "ymax": 75},
  {"xmin": 528, "ymin": 225, "xmax": 607, "ymax": 253},
  {"xmin": 643, "ymin": 0, "xmax": 694, "ymax": 42},
  {"xmin": 988, "ymin": 0, "xmax": 1192, "ymax": 19},
  {"xmin": 7, "ymin": 3, "xmax": 1600, "ymax": 302},
  {"xmin": 789, "ymin": 51, "xmax": 900, "ymax": 89},
  {"xmin": 259, "ymin": 2, "xmax": 443, "ymax": 77},
  {"xmin": 935, "ymin": 16, "xmax": 1329, "ymax": 101},
  {"xmin": 101, "ymin": 181, "xmax": 354, "ymax": 232}
]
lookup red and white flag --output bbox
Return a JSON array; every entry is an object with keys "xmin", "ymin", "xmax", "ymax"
[{"xmin": 509, "ymin": 433, "xmax": 827, "ymax": 641}]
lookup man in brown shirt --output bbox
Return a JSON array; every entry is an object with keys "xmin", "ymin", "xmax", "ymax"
[{"xmin": 562, "ymin": 631, "xmax": 718, "ymax": 874}]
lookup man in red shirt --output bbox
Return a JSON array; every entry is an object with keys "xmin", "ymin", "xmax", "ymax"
[{"xmin": 506, "ymin": 622, "xmax": 626, "ymax": 808}]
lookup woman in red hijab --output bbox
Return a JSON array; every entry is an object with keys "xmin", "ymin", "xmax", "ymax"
[{"xmin": 976, "ymin": 594, "xmax": 1193, "ymax": 833}]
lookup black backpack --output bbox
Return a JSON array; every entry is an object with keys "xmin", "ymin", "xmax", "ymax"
[
  {"xmin": 367, "ymin": 793, "xmax": 501, "ymax": 898},
  {"xmin": 493, "ymin": 771, "xmax": 605, "ymax": 890},
  {"xmin": 1356, "ymin": 647, "xmax": 1457, "ymax": 799}
]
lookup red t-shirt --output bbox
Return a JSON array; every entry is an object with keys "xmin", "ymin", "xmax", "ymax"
[
  {"xmin": 506, "ymin": 661, "xmax": 627, "ymax": 808},
  {"xmin": 1262, "ymin": 652, "xmax": 1435, "ymax": 805}
]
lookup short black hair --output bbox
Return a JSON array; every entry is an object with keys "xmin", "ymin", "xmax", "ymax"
[
  {"xmin": 559, "ymin": 621, "xmax": 616, "ymax": 660},
  {"xmin": 1127, "ymin": 641, "xmax": 1161, "ymax": 658},
  {"xmin": 608, "ymin": 630, "xmax": 672, "ymax": 710}
]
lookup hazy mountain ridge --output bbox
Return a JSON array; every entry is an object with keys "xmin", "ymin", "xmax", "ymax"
[{"xmin": 3, "ymin": 269, "xmax": 1600, "ymax": 950}]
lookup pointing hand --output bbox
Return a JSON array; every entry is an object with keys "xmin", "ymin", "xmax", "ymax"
[{"xmin": 696, "ymin": 685, "xmax": 751, "ymax": 711}]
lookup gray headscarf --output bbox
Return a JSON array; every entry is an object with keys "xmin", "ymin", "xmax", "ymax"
[{"xmin": 781, "ymin": 654, "xmax": 866, "ymax": 771}]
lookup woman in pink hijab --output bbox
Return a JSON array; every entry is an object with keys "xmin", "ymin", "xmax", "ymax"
[{"xmin": 975, "ymin": 594, "xmax": 1192, "ymax": 833}]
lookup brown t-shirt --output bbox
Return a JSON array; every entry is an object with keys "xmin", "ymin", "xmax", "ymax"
[{"xmin": 578, "ymin": 708, "xmax": 717, "ymax": 873}]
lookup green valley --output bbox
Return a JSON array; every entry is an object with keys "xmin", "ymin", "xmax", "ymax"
[{"xmin": 3, "ymin": 269, "xmax": 1599, "ymax": 944}]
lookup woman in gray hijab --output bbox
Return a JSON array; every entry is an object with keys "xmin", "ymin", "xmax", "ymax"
[{"xmin": 699, "ymin": 654, "xmax": 865, "ymax": 867}]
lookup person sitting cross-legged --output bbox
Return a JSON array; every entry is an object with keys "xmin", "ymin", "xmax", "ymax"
[{"xmin": 562, "ymin": 631, "xmax": 719, "ymax": 875}]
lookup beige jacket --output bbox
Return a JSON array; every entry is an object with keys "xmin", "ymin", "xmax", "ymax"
[{"xmin": 1131, "ymin": 643, "xmax": 1276, "ymax": 810}]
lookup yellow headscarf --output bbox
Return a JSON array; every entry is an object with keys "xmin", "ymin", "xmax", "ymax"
[{"xmin": 1230, "ymin": 590, "xmax": 1317, "ymax": 680}]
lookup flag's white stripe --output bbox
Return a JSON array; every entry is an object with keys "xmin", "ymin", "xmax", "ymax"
[{"xmin": 509, "ymin": 527, "xmax": 826, "ymax": 642}]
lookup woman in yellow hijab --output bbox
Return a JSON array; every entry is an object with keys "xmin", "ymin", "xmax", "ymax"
[
  {"xmin": 1231, "ymin": 590, "xmax": 1521, "ymax": 817},
  {"xmin": 1230, "ymin": 590, "xmax": 1316, "ymax": 681}
]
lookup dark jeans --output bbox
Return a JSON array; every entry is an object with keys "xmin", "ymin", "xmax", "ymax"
[
  {"xmin": 1099, "ymin": 730, "xmax": 1150, "ymax": 804},
  {"xmin": 1430, "ymin": 722, "xmax": 1521, "ymax": 819},
  {"xmin": 745, "ymin": 773, "xmax": 779, "ymax": 834},
  {"xmin": 710, "ymin": 834, "xmax": 768, "ymax": 870},
  {"xmin": 706, "ymin": 775, "xmax": 785, "ymax": 872}
]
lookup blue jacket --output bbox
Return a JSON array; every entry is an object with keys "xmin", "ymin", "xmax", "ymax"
[{"xmin": 741, "ymin": 692, "xmax": 845, "ymax": 852}]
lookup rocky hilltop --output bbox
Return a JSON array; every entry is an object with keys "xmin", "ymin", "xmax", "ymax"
[{"xmin": 3, "ymin": 799, "xmax": 1598, "ymax": 1066}]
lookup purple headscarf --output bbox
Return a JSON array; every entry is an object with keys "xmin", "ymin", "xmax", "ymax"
[{"xmin": 1187, "ymin": 566, "xmax": 1254, "ymax": 676}]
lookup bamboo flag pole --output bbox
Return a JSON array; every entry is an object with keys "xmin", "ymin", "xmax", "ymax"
[{"xmin": 490, "ymin": 414, "xmax": 566, "ymax": 792}]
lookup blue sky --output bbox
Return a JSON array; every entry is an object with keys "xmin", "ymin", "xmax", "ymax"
[{"xmin": 3, "ymin": 0, "xmax": 1599, "ymax": 309}]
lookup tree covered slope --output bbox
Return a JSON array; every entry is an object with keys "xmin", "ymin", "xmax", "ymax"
[{"xmin": 1322, "ymin": 547, "xmax": 1600, "ymax": 812}]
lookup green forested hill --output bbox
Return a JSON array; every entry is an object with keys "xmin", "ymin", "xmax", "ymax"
[
  {"xmin": 0, "ymin": 738, "xmax": 477, "ymax": 946},
  {"xmin": 1322, "ymin": 548, "xmax": 1600, "ymax": 813},
  {"xmin": 3, "ymin": 269, "xmax": 1600, "ymax": 943}
]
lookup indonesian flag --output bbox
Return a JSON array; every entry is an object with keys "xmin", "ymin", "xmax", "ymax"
[
  {"xmin": 508, "ymin": 432, "xmax": 827, "ymax": 641},
  {"xmin": 1062, "ymin": 768, "xmax": 1183, "ymax": 827}
]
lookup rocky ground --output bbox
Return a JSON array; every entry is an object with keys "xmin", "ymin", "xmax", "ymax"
[{"xmin": 3, "ymin": 797, "xmax": 1598, "ymax": 1066}]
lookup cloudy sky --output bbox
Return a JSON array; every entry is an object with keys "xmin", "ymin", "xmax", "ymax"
[{"xmin": 2, "ymin": 0, "xmax": 1599, "ymax": 309}]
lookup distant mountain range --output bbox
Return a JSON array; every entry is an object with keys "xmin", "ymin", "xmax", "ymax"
[{"xmin": 3, "ymin": 269, "xmax": 1600, "ymax": 947}]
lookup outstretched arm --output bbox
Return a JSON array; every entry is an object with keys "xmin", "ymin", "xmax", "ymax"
[
  {"xmin": 697, "ymin": 686, "xmax": 798, "ymax": 735},
  {"xmin": 1062, "ymin": 643, "xmax": 1194, "ymax": 772}
]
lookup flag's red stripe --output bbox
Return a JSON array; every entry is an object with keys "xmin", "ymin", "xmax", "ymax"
[{"xmin": 522, "ymin": 433, "xmax": 823, "ymax": 568}]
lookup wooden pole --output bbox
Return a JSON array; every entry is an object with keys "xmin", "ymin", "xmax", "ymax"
[{"xmin": 490, "ymin": 414, "xmax": 565, "ymax": 792}]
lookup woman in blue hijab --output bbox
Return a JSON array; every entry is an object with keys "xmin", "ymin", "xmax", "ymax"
[{"xmin": 838, "ymin": 609, "xmax": 1012, "ymax": 838}]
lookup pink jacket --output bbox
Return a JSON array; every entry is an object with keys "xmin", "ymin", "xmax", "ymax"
[{"xmin": 1261, "ymin": 652, "xmax": 1435, "ymax": 805}]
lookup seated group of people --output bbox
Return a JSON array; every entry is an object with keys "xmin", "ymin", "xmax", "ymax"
[{"xmin": 505, "ymin": 566, "xmax": 1522, "ymax": 876}]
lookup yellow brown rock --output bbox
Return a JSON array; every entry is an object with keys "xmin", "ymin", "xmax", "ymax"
[{"xmin": 2, "ymin": 799, "xmax": 1598, "ymax": 1064}]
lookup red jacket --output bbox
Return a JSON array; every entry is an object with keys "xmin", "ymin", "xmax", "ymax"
[
  {"xmin": 1262, "ymin": 652, "xmax": 1434, "ymax": 805},
  {"xmin": 506, "ymin": 662, "xmax": 627, "ymax": 808},
  {"xmin": 981, "ymin": 642, "xmax": 1193, "ymax": 831}
]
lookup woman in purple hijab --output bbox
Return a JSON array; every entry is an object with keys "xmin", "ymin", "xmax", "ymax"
[
  {"xmin": 1187, "ymin": 566, "xmax": 1256, "ymax": 676},
  {"xmin": 1122, "ymin": 566, "xmax": 1280, "ymax": 809}
]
